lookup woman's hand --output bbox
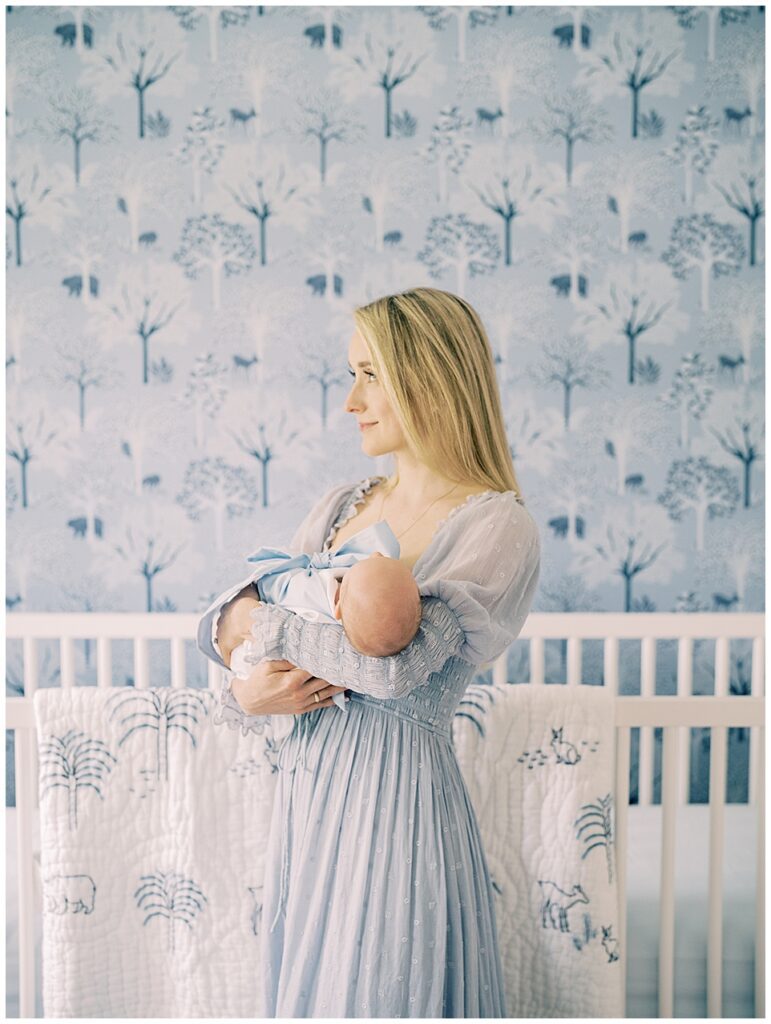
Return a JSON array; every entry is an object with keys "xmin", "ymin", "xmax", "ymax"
[{"xmin": 230, "ymin": 659, "xmax": 348, "ymax": 716}]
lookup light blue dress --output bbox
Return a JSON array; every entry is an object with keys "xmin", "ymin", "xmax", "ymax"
[{"xmin": 197, "ymin": 475, "xmax": 541, "ymax": 1018}]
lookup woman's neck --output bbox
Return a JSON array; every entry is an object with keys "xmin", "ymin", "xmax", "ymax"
[{"xmin": 382, "ymin": 460, "xmax": 470, "ymax": 508}]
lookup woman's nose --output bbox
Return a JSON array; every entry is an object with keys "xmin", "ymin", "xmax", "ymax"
[{"xmin": 344, "ymin": 382, "xmax": 364, "ymax": 413}]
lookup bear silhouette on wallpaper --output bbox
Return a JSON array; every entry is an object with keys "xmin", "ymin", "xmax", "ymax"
[
  {"xmin": 61, "ymin": 274, "xmax": 99, "ymax": 298},
  {"xmin": 54, "ymin": 22, "xmax": 93, "ymax": 47},
  {"xmin": 553, "ymin": 22, "xmax": 591, "ymax": 47},
  {"xmin": 304, "ymin": 23, "xmax": 343, "ymax": 48},
  {"xmin": 305, "ymin": 273, "xmax": 343, "ymax": 296}
]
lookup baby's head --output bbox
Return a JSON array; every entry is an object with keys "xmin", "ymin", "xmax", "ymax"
[{"xmin": 333, "ymin": 553, "xmax": 422, "ymax": 658}]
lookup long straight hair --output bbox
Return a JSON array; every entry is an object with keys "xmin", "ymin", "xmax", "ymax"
[{"xmin": 353, "ymin": 287, "xmax": 523, "ymax": 499}]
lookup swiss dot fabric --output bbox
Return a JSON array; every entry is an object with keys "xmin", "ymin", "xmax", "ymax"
[{"xmin": 206, "ymin": 476, "xmax": 541, "ymax": 1017}]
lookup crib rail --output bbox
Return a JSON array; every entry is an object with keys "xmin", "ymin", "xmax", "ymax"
[{"xmin": 5, "ymin": 611, "xmax": 765, "ymax": 1019}]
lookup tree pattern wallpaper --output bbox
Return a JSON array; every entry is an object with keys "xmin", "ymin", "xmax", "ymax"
[{"xmin": 5, "ymin": 5, "xmax": 765, "ymax": 802}]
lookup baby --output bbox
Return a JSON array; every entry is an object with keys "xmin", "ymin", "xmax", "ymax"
[{"xmin": 218, "ymin": 520, "xmax": 423, "ymax": 712}]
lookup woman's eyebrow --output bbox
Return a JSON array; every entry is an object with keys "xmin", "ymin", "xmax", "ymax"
[{"xmin": 347, "ymin": 360, "xmax": 372, "ymax": 368}]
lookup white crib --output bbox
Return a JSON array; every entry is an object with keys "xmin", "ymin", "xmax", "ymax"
[{"xmin": 6, "ymin": 611, "xmax": 765, "ymax": 1018}]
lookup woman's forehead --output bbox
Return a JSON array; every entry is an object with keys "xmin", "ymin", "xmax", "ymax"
[{"xmin": 348, "ymin": 331, "xmax": 371, "ymax": 363}]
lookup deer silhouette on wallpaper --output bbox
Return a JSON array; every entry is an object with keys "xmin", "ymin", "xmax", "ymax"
[
  {"xmin": 717, "ymin": 353, "xmax": 746, "ymax": 381},
  {"xmin": 475, "ymin": 106, "xmax": 503, "ymax": 132},
  {"xmin": 723, "ymin": 105, "xmax": 752, "ymax": 134},
  {"xmin": 230, "ymin": 106, "xmax": 256, "ymax": 131}
]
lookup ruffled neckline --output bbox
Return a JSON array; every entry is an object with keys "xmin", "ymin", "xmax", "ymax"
[
  {"xmin": 323, "ymin": 475, "xmax": 524, "ymax": 573},
  {"xmin": 322, "ymin": 475, "xmax": 387, "ymax": 552}
]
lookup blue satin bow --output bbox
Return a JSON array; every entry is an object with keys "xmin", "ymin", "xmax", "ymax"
[{"xmin": 245, "ymin": 518, "xmax": 400, "ymax": 580}]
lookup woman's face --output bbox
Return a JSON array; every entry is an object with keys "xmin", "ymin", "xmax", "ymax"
[{"xmin": 344, "ymin": 330, "xmax": 403, "ymax": 456}]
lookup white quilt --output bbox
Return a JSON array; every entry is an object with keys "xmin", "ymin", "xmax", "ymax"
[
  {"xmin": 34, "ymin": 682, "xmax": 622, "ymax": 1018},
  {"xmin": 452, "ymin": 681, "xmax": 624, "ymax": 1018}
]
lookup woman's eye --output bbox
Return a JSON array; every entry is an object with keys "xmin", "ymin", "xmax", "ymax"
[{"xmin": 347, "ymin": 369, "xmax": 377, "ymax": 381}]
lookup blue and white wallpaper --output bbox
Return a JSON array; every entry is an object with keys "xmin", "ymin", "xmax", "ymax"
[{"xmin": 5, "ymin": 5, "xmax": 765, "ymax": 800}]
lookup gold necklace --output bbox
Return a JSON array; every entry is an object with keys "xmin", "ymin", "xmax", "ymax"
[{"xmin": 377, "ymin": 480, "xmax": 460, "ymax": 540}]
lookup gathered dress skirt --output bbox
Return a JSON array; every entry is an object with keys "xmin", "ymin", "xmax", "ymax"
[{"xmin": 257, "ymin": 692, "xmax": 507, "ymax": 1018}]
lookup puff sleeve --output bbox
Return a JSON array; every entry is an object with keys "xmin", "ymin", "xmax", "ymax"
[
  {"xmin": 423, "ymin": 494, "xmax": 541, "ymax": 666},
  {"xmin": 241, "ymin": 492, "xmax": 541, "ymax": 699}
]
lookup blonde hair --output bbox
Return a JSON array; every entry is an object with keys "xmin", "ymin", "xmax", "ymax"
[{"xmin": 352, "ymin": 286, "xmax": 523, "ymax": 499}]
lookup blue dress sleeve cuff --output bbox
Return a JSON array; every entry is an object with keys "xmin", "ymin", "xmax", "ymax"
[{"xmin": 211, "ymin": 669, "xmax": 270, "ymax": 737}]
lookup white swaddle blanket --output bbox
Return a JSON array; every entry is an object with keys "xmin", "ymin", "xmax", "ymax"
[{"xmin": 33, "ymin": 680, "xmax": 622, "ymax": 1018}]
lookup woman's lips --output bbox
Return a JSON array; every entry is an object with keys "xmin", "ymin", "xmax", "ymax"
[{"xmin": 359, "ymin": 422, "xmax": 377, "ymax": 430}]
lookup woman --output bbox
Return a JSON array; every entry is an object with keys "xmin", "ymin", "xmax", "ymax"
[{"xmin": 197, "ymin": 287, "xmax": 541, "ymax": 1018}]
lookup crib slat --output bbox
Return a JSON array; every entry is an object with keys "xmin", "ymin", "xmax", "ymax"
[
  {"xmin": 755, "ymin": 725, "xmax": 765, "ymax": 1017},
  {"xmin": 639, "ymin": 637, "xmax": 656, "ymax": 806},
  {"xmin": 23, "ymin": 638, "xmax": 40, "ymax": 814},
  {"xmin": 566, "ymin": 636, "xmax": 581, "ymax": 686},
  {"xmin": 714, "ymin": 636, "xmax": 730, "ymax": 697},
  {"xmin": 751, "ymin": 634, "xmax": 764, "ymax": 696},
  {"xmin": 677, "ymin": 637, "xmax": 693, "ymax": 806},
  {"xmin": 60, "ymin": 636, "xmax": 75, "ymax": 689},
  {"xmin": 133, "ymin": 637, "xmax": 149, "ymax": 689},
  {"xmin": 15, "ymin": 716, "xmax": 38, "ymax": 1017},
  {"xmin": 658, "ymin": 725, "xmax": 679, "ymax": 1018},
  {"xmin": 22, "ymin": 637, "xmax": 38, "ymax": 696},
  {"xmin": 96, "ymin": 636, "xmax": 112, "ymax": 688},
  {"xmin": 707, "ymin": 723, "xmax": 727, "ymax": 1017},
  {"xmin": 708, "ymin": 641, "xmax": 730, "ymax": 1016},
  {"xmin": 749, "ymin": 635, "xmax": 764, "ymax": 806},
  {"xmin": 614, "ymin": 724, "xmax": 631, "ymax": 1018},
  {"xmin": 603, "ymin": 636, "xmax": 619, "ymax": 694},
  {"xmin": 170, "ymin": 637, "xmax": 186, "ymax": 689},
  {"xmin": 529, "ymin": 636, "xmax": 544, "ymax": 686},
  {"xmin": 16, "ymin": 735, "xmax": 37, "ymax": 1018}
]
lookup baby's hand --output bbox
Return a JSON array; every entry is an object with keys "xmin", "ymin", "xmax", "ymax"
[{"xmin": 229, "ymin": 640, "xmax": 259, "ymax": 680}]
